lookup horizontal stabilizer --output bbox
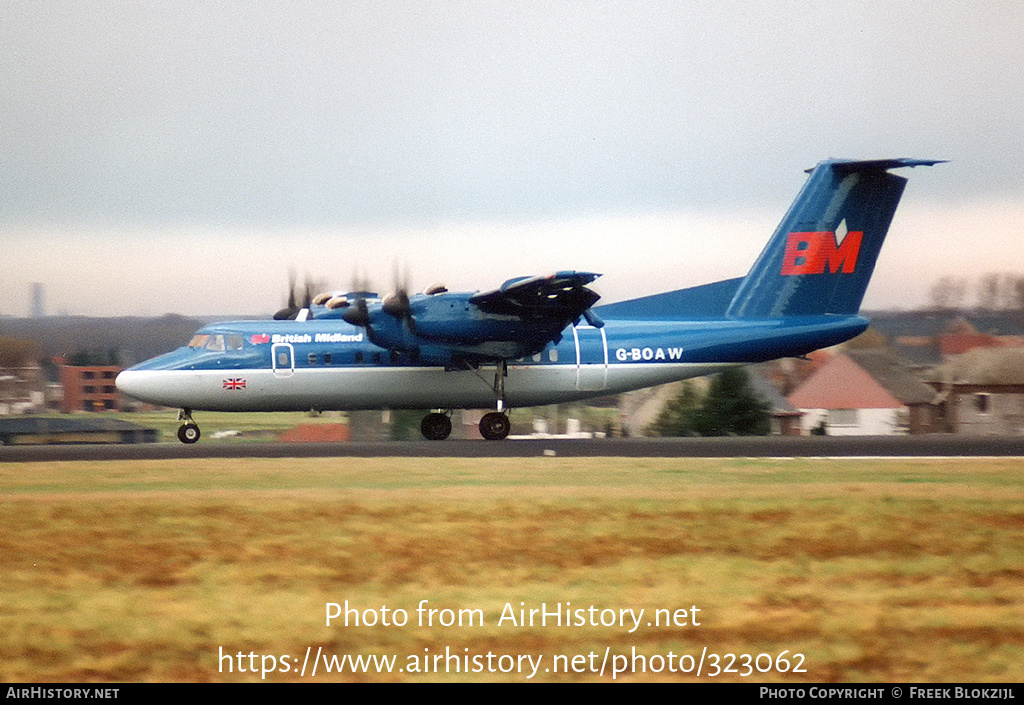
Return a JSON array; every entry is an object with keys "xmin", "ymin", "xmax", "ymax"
[{"xmin": 595, "ymin": 278, "xmax": 743, "ymax": 320}]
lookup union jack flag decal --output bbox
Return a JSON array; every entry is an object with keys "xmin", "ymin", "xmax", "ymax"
[{"xmin": 223, "ymin": 378, "xmax": 247, "ymax": 390}]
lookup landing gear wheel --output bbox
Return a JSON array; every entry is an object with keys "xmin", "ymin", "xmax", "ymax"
[
  {"xmin": 420, "ymin": 412, "xmax": 452, "ymax": 441},
  {"xmin": 479, "ymin": 411, "xmax": 510, "ymax": 441},
  {"xmin": 177, "ymin": 423, "xmax": 201, "ymax": 444}
]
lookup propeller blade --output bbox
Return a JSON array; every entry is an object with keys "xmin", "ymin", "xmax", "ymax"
[
  {"xmin": 287, "ymin": 269, "xmax": 297, "ymax": 309},
  {"xmin": 273, "ymin": 269, "xmax": 300, "ymax": 319},
  {"xmin": 382, "ymin": 260, "xmax": 417, "ymax": 333},
  {"xmin": 302, "ymin": 275, "xmax": 314, "ymax": 310}
]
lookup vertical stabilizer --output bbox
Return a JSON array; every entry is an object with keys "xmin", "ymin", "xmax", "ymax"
[{"xmin": 726, "ymin": 158, "xmax": 942, "ymax": 319}]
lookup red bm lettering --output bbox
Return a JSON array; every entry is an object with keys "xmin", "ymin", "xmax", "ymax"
[{"xmin": 780, "ymin": 230, "xmax": 863, "ymax": 275}]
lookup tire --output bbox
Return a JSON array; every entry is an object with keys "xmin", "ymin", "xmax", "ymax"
[
  {"xmin": 177, "ymin": 424, "xmax": 201, "ymax": 444},
  {"xmin": 479, "ymin": 412, "xmax": 510, "ymax": 441},
  {"xmin": 420, "ymin": 412, "xmax": 452, "ymax": 441}
]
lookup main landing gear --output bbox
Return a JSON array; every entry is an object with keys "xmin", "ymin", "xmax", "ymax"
[
  {"xmin": 420, "ymin": 412, "xmax": 453, "ymax": 441},
  {"xmin": 418, "ymin": 360, "xmax": 512, "ymax": 441},
  {"xmin": 177, "ymin": 408, "xmax": 201, "ymax": 444},
  {"xmin": 418, "ymin": 409, "xmax": 511, "ymax": 441},
  {"xmin": 478, "ymin": 411, "xmax": 511, "ymax": 441},
  {"xmin": 481, "ymin": 359, "xmax": 511, "ymax": 441}
]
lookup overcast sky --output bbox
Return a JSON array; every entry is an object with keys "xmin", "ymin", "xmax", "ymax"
[{"xmin": 2, "ymin": 1, "xmax": 1022, "ymax": 317}]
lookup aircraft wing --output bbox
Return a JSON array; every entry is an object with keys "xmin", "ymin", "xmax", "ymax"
[{"xmin": 469, "ymin": 271, "xmax": 601, "ymax": 320}]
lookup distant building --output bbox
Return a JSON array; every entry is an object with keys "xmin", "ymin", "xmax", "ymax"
[
  {"xmin": 58, "ymin": 362, "xmax": 123, "ymax": 412},
  {"xmin": 0, "ymin": 336, "xmax": 48, "ymax": 414},
  {"xmin": 747, "ymin": 369, "xmax": 804, "ymax": 436},
  {"xmin": 0, "ymin": 365, "xmax": 47, "ymax": 415},
  {"xmin": 31, "ymin": 283, "xmax": 45, "ymax": 318},
  {"xmin": 927, "ymin": 347, "xmax": 1024, "ymax": 435}
]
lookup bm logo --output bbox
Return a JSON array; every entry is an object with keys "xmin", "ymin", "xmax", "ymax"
[{"xmin": 781, "ymin": 220, "xmax": 862, "ymax": 275}]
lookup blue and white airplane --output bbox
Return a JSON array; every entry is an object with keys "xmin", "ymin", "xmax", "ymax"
[{"xmin": 116, "ymin": 158, "xmax": 941, "ymax": 442}]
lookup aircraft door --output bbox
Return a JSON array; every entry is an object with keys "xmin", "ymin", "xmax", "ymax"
[
  {"xmin": 272, "ymin": 343, "xmax": 294, "ymax": 377},
  {"xmin": 573, "ymin": 326, "xmax": 607, "ymax": 391}
]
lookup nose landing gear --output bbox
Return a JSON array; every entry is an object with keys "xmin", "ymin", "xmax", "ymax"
[{"xmin": 176, "ymin": 408, "xmax": 201, "ymax": 444}]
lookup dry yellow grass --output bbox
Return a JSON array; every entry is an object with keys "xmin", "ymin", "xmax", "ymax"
[{"xmin": 1, "ymin": 456, "xmax": 1022, "ymax": 681}]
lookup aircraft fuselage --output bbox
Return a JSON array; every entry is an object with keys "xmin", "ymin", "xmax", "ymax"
[{"xmin": 116, "ymin": 314, "xmax": 866, "ymax": 412}]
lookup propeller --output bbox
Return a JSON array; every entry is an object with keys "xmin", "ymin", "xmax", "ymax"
[
  {"xmin": 341, "ymin": 270, "xmax": 374, "ymax": 329},
  {"xmin": 382, "ymin": 261, "xmax": 415, "ymax": 330},
  {"xmin": 272, "ymin": 270, "xmax": 316, "ymax": 320}
]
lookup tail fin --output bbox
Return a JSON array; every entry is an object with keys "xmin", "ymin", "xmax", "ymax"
[{"xmin": 726, "ymin": 158, "xmax": 943, "ymax": 319}]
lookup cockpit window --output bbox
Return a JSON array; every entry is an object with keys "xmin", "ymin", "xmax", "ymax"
[{"xmin": 189, "ymin": 333, "xmax": 243, "ymax": 351}]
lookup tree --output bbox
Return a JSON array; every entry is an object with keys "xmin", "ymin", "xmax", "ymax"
[
  {"xmin": 975, "ymin": 272, "xmax": 1024, "ymax": 311},
  {"xmin": 0, "ymin": 337, "xmax": 41, "ymax": 367},
  {"xmin": 928, "ymin": 275, "xmax": 967, "ymax": 311},
  {"xmin": 649, "ymin": 381, "xmax": 701, "ymax": 436},
  {"xmin": 650, "ymin": 369, "xmax": 771, "ymax": 437},
  {"xmin": 692, "ymin": 368, "xmax": 772, "ymax": 436}
]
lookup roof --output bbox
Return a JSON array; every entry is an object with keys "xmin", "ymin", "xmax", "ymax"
[
  {"xmin": 927, "ymin": 347, "xmax": 1024, "ymax": 386},
  {"xmin": 844, "ymin": 349, "xmax": 937, "ymax": 405},
  {"xmin": 787, "ymin": 350, "xmax": 935, "ymax": 410}
]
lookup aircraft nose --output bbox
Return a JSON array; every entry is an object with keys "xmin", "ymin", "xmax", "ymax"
[
  {"xmin": 114, "ymin": 369, "xmax": 146, "ymax": 400},
  {"xmin": 115, "ymin": 369, "xmax": 175, "ymax": 406}
]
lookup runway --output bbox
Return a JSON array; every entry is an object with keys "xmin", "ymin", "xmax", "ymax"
[{"xmin": 1, "ymin": 435, "xmax": 1021, "ymax": 462}]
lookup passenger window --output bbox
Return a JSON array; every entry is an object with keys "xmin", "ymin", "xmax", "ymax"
[
  {"xmin": 549, "ymin": 348, "xmax": 558, "ymax": 363},
  {"xmin": 308, "ymin": 353, "xmax": 318, "ymax": 365},
  {"xmin": 323, "ymin": 352, "xmax": 332, "ymax": 365}
]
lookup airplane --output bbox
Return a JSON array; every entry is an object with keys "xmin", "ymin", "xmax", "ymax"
[{"xmin": 115, "ymin": 157, "xmax": 942, "ymax": 443}]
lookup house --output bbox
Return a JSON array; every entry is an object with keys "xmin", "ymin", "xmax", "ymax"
[
  {"xmin": 926, "ymin": 347, "xmax": 1024, "ymax": 435},
  {"xmin": 0, "ymin": 336, "xmax": 48, "ymax": 414},
  {"xmin": 787, "ymin": 349, "xmax": 939, "ymax": 435},
  {"xmin": 747, "ymin": 369, "xmax": 804, "ymax": 435},
  {"xmin": 0, "ymin": 364, "xmax": 47, "ymax": 415}
]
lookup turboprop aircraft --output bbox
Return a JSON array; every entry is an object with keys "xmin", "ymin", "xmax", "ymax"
[{"xmin": 116, "ymin": 158, "xmax": 942, "ymax": 442}]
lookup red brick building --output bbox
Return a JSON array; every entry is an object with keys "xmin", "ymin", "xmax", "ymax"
[{"xmin": 58, "ymin": 364, "xmax": 122, "ymax": 412}]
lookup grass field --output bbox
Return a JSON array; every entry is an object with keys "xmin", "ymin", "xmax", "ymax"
[{"xmin": 1, "ymin": 456, "xmax": 1022, "ymax": 682}]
